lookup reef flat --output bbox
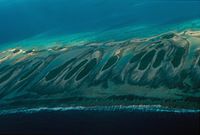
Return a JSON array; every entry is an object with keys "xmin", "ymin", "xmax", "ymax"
[{"xmin": 0, "ymin": 30, "xmax": 200, "ymax": 110}]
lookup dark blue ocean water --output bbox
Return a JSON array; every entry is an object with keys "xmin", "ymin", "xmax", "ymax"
[
  {"xmin": 0, "ymin": 110, "xmax": 199, "ymax": 135},
  {"xmin": 0, "ymin": 0, "xmax": 200, "ymax": 46}
]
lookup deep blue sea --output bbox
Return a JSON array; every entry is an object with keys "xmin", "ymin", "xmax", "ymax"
[
  {"xmin": 0, "ymin": 0, "xmax": 200, "ymax": 134},
  {"xmin": 0, "ymin": 110, "xmax": 199, "ymax": 135}
]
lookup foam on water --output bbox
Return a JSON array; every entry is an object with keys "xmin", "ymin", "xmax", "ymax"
[{"xmin": 0, "ymin": 105, "xmax": 199, "ymax": 116}]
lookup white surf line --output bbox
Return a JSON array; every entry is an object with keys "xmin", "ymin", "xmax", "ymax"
[{"xmin": 0, "ymin": 105, "xmax": 199, "ymax": 115}]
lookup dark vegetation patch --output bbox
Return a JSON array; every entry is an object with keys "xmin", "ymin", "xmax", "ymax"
[
  {"xmin": 64, "ymin": 59, "xmax": 88, "ymax": 80},
  {"xmin": 0, "ymin": 65, "xmax": 9, "ymax": 74},
  {"xmin": 130, "ymin": 51, "xmax": 146, "ymax": 63},
  {"xmin": 139, "ymin": 50, "xmax": 156, "ymax": 70},
  {"xmin": 20, "ymin": 61, "xmax": 43, "ymax": 81},
  {"xmin": 153, "ymin": 50, "xmax": 166, "ymax": 68},
  {"xmin": 155, "ymin": 42, "xmax": 164, "ymax": 49},
  {"xmin": 76, "ymin": 58, "xmax": 97, "ymax": 81},
  {"xmin": 46, "ymin": 58, "xmax": 76, "ymax": 81},
  {"xmin": 13, "ymin": 49, "xmax": 20, "ymax": 53},
  {"xmin": 161, "ymin": 33, "xmax": 175, "ymax": 39},
  {"xmin": 102, "ymin": 55, "xmax": 118, "ymax": 71},
  {"xmin": 0, "ymin": 68, "xmax": 15, "ymax": 84},
  {"xmin": 171, "ymin": 47, "xmax": 185, "ymax": 68}
]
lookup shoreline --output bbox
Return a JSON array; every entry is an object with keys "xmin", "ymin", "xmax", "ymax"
[
  {"xmin": 1, "ymin": 105, "xmax": 200, "ymax": 116},
  {"xmin": 0, "ymin": 29, "xmax": 200, "ymax": 112}
]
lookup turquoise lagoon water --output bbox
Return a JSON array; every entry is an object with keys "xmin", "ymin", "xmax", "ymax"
[{"xmin": 0, "ymin": 0, "xmax": 200, "ymax": 50}]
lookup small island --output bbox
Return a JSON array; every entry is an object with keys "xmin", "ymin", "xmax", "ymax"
[{"xmin": 0, "ymin": 30, "xmax": 200, "ymax": 111}]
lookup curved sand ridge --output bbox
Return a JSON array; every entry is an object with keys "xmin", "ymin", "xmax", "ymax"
[{"xmin": 0, "ymin": 30, "xmax": 200, "ymax": 110}]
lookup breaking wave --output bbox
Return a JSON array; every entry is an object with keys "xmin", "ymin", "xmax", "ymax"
[{"xmin": 0, "ymin": 105, "xmax": 199, "ymax": 116}]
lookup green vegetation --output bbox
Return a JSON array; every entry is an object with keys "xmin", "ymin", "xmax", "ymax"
[
  {"xmin": 102, "ymin": 55, "xmax": 118, "ymax": 71},
  {"xmin": 139, "ymin": 50, "xmax": 156, "ymax": 70},
  {"xmin": 64, "ymin": 59, "xmax": 88, "ymax": 80},
  {"xmin": 46, "ymin": 58, "xmax": 76, "ymax": 81},
  {"xmin": 76, "ymin": 58, "xmax": 97, "ymax": 81},
  {"xmin": 0, "ymin": 69, "xmax": 15, "ymax": 84},
  {"xmin": 130, "ymin": 51, "xmax": 146, "ymax": 63},
  {"xmin": 20, "ymin": 61, "xmax": 42, "ymax": 81},
  {"xmin": 153, "ymin": 50, "xmax": 166, "ymax": 68},
  {"xmin": 171, "ymin": 47, "xmax": 185, "ymax": 68}
]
